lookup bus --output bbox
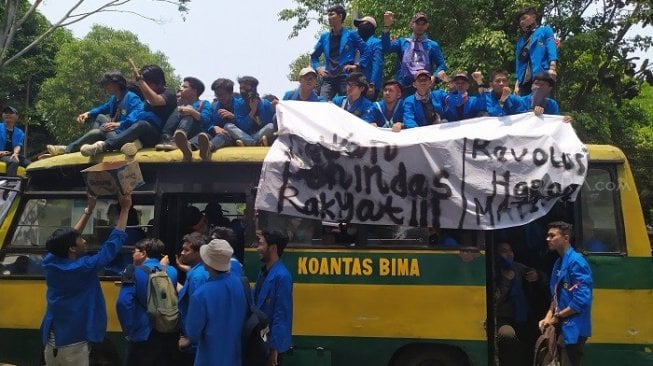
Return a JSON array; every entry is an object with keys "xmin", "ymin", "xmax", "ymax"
[{"xmin": 0, "ymin": 142, "xmax": 651, "ymax": 365}]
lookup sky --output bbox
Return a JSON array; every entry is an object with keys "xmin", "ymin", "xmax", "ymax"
[
  {"xmin": 38, "ymin": 0, "xmax": 323, "ymax": 99},
  {"xmin": 37, "ymin": 1, "xmax": 653, "ymax": 100}
]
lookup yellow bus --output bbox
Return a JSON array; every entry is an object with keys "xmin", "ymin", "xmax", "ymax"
[{"xmin": 0, "ymin": 143, "xmax": 651, "ymax": 365}]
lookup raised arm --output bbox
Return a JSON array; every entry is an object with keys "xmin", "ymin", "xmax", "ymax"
[{"xmin": 73, "ymin": 193, "xmax": 97, "ymax": 232}]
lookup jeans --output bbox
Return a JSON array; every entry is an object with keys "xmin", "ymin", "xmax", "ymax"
[
  {"xmin": 224, "ymin": 122, "xmax": 275, "ymax": 146},
  {"xmin": 1, "ymin": 154, "xmax": 29, "ymax": 177},
  {"xmin": 161, "ymin": 110, "xmax": 202, "ymax": 141},
  {"xmin": 44, "ymin": 342, "xmax": 89, "ymax": 366},
  {"xmin": 319, "ymin": 75, "xmax": 347, "ymax": 101},
  {"xmin": 189, "ymin": 131, "xmax": 234, "ymax": 152},
  {"xmin": 66, "ymin": 129, "xmax": 115, "ymax": 153},
  {"xmin": 104, "ymin": 121, "xmax": 161, "ymax": 151}
]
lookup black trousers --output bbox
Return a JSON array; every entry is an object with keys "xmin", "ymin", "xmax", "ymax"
[{"xmin": 124, "ymin": 330, "xmax": 178, "ymax": 366}]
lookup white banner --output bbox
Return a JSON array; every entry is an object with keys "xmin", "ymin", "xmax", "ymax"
[{"xmin": 255, "ymin": 101, "xmax": 588, "ymax": 230}]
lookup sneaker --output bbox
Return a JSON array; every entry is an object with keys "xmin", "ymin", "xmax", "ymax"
[
  {"xmin": 198, "ymin": 133, "xmax": 211, "ymax": 161},
  {"xmin": 235, "ymin": 140, "xmax": 245, "ymax": 147},
  {"xmin": 80, "ymin": 141, "xmax": 106, "ymax": 157},
  {"xmin": 260, "ymin": 135, "xmax": 269, "ymax": 147},
  {"xmin": 155, "ymin": 142, "xmax": 177, "ymax": 151},
  {"xmin": 174, "ymin": 130, "xmax": 192, "ymax": 161},
  {"xmin": 121, "ymin": 139, "xmax": 143, "ymax": 158},
  {"xmin": 46, "ymin": 145, "xmax": 66, "ymax": 156}
]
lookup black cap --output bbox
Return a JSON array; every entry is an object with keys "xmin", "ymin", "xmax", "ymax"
[
  {"xmin": 517, "ymin": 7, "xmax": 538, "ymax": 21},
  {"xmin": 412, "ymin": 12, "xmax": 428, "ymax": 23},
  {"xmin": 2, "ymin": 106, "xmax": 18, "ymax": 114}
]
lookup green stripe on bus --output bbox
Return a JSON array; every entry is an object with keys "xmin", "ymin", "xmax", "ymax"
[{"xmin": 587, "ymin": 256, "xmax": 653, "ymax": 289}]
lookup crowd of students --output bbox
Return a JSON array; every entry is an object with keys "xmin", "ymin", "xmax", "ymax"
[{"xmin": 28, "ymin": 5, "xmax": 563, "ymax": 166}]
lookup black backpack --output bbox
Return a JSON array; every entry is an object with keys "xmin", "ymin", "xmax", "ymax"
[{"xmin": 240, "ymin": 276, "xmax": 270, "ymax": 366}]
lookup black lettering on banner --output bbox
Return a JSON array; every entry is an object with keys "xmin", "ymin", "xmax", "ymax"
[
  {"xmin": 334, "ymin": 191, "xmax": 354, "ymax": 222},
  {"xmin": 494, "ymin": 146, "xmax": 508, "ymax": 162},
  {"xmin": 494, "ymin": 170, "xmax": 512, "ymax": 222},
  {"xmin": 511, "ymin": 148, "xmax": 528, "ymax": 162},
  {"xmin": 364, "ymin": 165, "xmax": 390, "ymax": 194},
  {"xmin": 550, "ymin": 146, "xmax": 564, "ymax": 168},
  {"xmin": 458, "ymin": 138, "xmax": 469, "ymax": 229},
  {"xmin": 575, "ymin": 153, "xmax": 586, "ymax": 175},
  {"xmin": 472, "ymin": 138, "xmax": 491, "ymax": 159},
  {"xmin": 532, "ymin": 148, "xmax": 548, "ymax": 166},
  {"xmin": 390, "ymin": 162, "xmax": 408, "ymax": 198}
]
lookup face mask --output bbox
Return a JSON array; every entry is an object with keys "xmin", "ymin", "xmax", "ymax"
[{"xmin": 357, "ymin": 23, "xmax": 376, "ymax": 40}]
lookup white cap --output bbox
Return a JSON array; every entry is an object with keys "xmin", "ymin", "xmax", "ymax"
[
  {"xmin": 200, "ymin": 239, "xmax": 233, "ymax": 272},
  {"xmin": 299, "ymin": 67, "xmax": 317, "ymax": 77},
  {"xmin": 354, "ymin": 16, "xmax": 377, "ymax": 28}
]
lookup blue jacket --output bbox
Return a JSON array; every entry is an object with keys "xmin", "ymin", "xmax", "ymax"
[
  {"xmin": 550, "ymin": 247, "xmax": 593, "ymax": 344},
  {"xmin": 441, "ymin": 92, "xmax": 486, "ymax": 121},
  {"xmin": 186, "ymin": 273, "xmax": 247, "ymax": 366},
  {"xmin": 254, "ymin": 261, "xmax": 293, "ymax": 353},
  {"xmin": 332, "ymin": 95, "xmax": 375, "ymax": 123},
  {"xmin": 89, "ymin": 91, "xmax": 144, "ymax": 132},
  {"xmin": 230, "ymin": 257, "xmax": 244, "ymax": 278},
  {"xmin": 311, "ymin": 29, "xmax": 370, "ymax": 77},
  {"xmin": 481, "ymin": 92, "xmax": 527, "ymax": 117},
  {"xmin": 182, "ymin": 99, "xmax": 214, "ymax": 133},
  {"xmin": 521, "ymin": 94, "xmax": 560, "ymax": 115},
  {"xmin": 210, "ymin": 96, "xmax": 241, "ymax": 130},
  {"xmin": 362, "ymin": 36, "xmax": 384, "ymax": 90},
  {"xmin": 402, "ymin": 90, "xmax": 447, "ymax": 128},
  {"xmin": 382, "ymin": 32, "xmax": 447, "ymax": 87},
  {"xmin": 178, "ymin": 262, "xmax": 209, "ymax": 327},
  {"xmin": 282, "ymin": 89, "xmax": 325, "ymax": 102},
  {"xmin": 370, "ymin": 99, "xmax": 404, "ymax": 128},
  {"xmin": 0, "ymin": 122, "xmax": 25, "ymax": 150},
  {"xmin": 233, "ymin": 98, "xmax": 275, "ymax": 134},
  {"xmin": 116, "ymin": 258, "xmax": 178, "ymax": 342},
  {"xmin": 515, "ymin": 26, "xmax": 558, "ymax": 85},
  {"xmin": 40, "ymin": 229, "xmax": 128, "ymax": 347}
]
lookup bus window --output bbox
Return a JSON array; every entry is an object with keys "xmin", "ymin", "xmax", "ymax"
[
  {"xmin": 7, "ymin": 197, "xmax": 153, "ymax": 276},
  {"xmin": 579, "ymin": 167, "xmax": 625, "ymax": 254},
  {"xmin": 0, "ymin": 178, "xmax": 20, "ymax": 224},
  {"xmin": 0, "ymin": 253, "xmax": 44, "ymax": 276}
]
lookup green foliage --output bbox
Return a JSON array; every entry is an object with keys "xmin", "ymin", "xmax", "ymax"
[
  {"xmin": 35, "ymin": 25, "xmax": 179, "ymax": 144},
  {"xmin": 281, "ymin": 0, "xmax": 653, "ymax": 220}
]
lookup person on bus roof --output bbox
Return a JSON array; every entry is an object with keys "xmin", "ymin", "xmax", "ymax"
[
  {"xmin": 0, "ymin": 106, "xmax": 29, "ymax": 177},
  {"xmin": 46, "ymin": 70, "xmax": 144, "ymax": 158},
  {"xmin": 402, "ymin": 69, "xmax": 447, "ymax": 128},
  {"xmin": 475, "ymin": 70, "xmax": 527, "ymax": 117},
  {"xmin": 354, "ymin": 15, "xmax": 384, "ymax": 100},
  {"xmin": 78, "ymin": 63, "xmax": 177, "ymax": 158},
  {"xmin": 381, "ymin": 11, "xmax": 450, "ymax": 95},
  {"xmin": 283, "ymin": 67, "xmax": 325, "ymax": 102},
  {"xmin": 40, "ymin": 192, "xmax": 131, "ymax": 366},
  {"xmin": 514, "ymin": 6, "xmax": 558, "ymax": 96},
  {"xmin": 116, "ymin": 238, "xmax": 178, "ymax": 365},
  {"xmin": 155, "ymin": 77, "xmax": 213, "ymax": 160},
  {"xmin": 220, "ymin": 76, "xmax": 275, "ymax": 147},
  {"xmin": 441, "ymin": 72, "xmax": 486, "ymax": 122},
  {"xmin": 311, "ymin": 4, "xmax": 370, "ymax": 101},
  {"xmin": 370, "ymin": 79, "xmax": 405, "ymax": 132},
  {"xmin": 331, "ymin": 72, "xmax": 375, "ymax": 123}
]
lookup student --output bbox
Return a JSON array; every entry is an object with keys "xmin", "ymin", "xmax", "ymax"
[
  {"xmin": 370, "ymin": 80, "xmax": 405, "ymax": 131},
  {"xmin": 381, "ymin": 11, "xmax": 449, "ymax": 95},
  {"xmin": 311, "ymin": 4, "xmax": 370, "ymax": 100},
  {"xmin": 539, "ymin": 222, "xmax": 593, "ymax": 366},
  {"xmin": 185, "ymin": 239, "xmax": 247, "ymax": 366},
  {"xmin": 155, "ymin": 77, "xmax": 213, "ymax": 161},
  {"xmin": 515, "ymin": 7, "xmax": 558, "ymax": 96},
  {"xmin": 224, "ymin": 76, "xmax": 275, "ymax": 147},
  {"xmin": 46, "ymin": 71, "xmax": 143, "ymax": 157},
  {"xmin": 116, "ymin": 238, "xmax": 178, "ymax": 366},
  {"xmin": 0, "ymin": 106, "xmax": 29, "ymax": 176},
  {"xmin": 522, "ymin": 72, "xmax": 560, "ymax": 115},
  {"xmin": 40, "ymin": 192, "xmax": 131, "ymax": 366},
  {"xmin": 441, "ymin": 72, "xmax": 485, "ymax": 121},
  {"xmin": 254, "ymin": 230, "xmax": 293, "ymax": 366},
  {"xmin": 402, "ymin": 69, "xmax": 447, "ymax": 128},
  {"xmin": 332, "ymin": 72, "xmax": 375, "ymax": 123},
  {"xmin": 354, "ymin": 16, "xmax": 384, "ymax": 99},
  {"xmin": 79, "ymin": 63, "xmax": 176, "ymax": 157},
  {"xmin": 474, "ymin": 70, "xmax": 527, "ymax": 117},
  {"xmin": 282, "ymin": 67, "xmax": 325, "ymax": 102}
]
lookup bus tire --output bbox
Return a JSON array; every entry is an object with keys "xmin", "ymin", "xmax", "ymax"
[{"xmin": 390, "ymin": 345, "xmax": 469, "ymax": 366}]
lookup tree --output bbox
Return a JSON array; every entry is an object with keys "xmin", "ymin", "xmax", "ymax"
[
  {"xmin": 0, "ymin": 0, "xmax": 191, "ymax": 71},
  {"xmin": 35, "ymin": 25, "xmax": 179, "ymax": 144},
  {"xmin": 280, "ymin": 0, "xmax": 653, "ymax": 219}
]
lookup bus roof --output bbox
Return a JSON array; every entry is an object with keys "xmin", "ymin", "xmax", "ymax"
[{"xmin": 25, "ymin": 144, "xmax": 625, "ymax": 173}]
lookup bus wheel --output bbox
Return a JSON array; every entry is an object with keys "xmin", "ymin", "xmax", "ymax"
[
  {"xmin": 89, "ymin": 339, "xmax": 121, "ymax": 366},
  {"xmin": 391, "ymin": 345, "xmax": 468, "ymax": 366}
]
